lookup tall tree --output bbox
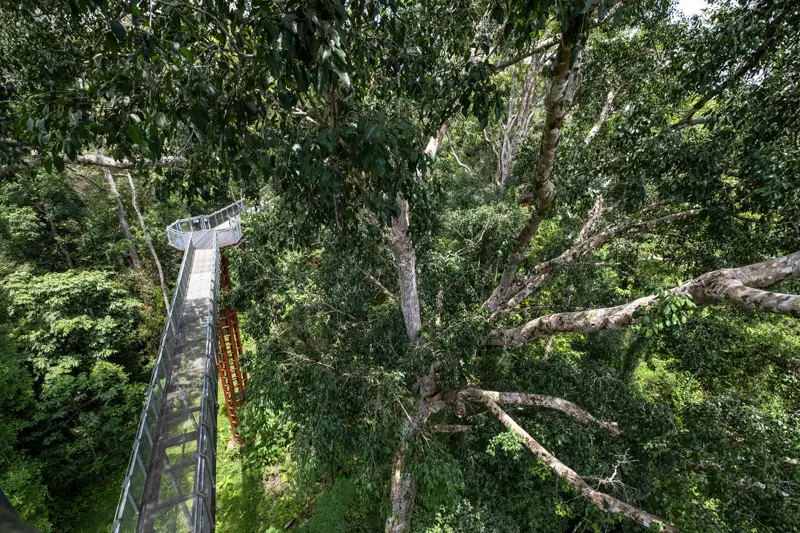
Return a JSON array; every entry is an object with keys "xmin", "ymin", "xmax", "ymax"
[
  {"xmin": 103, "ymin": 167, "xmax": 141, "ymax": 270},
  {"xmin": 126, "ymin": 172, "xmax": 169, "ymax": 310},
  {"xmin": 2, "ymin": 0, "xmax": 799, "ymax": 531}
]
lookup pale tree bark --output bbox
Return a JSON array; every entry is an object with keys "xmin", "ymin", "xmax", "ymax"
[
  {"xmin": 577, "ymin": 196, "xmax": 604, "ymax": 242},
  {"xmin": 389, "ymin": 198, "xmax": 422, "ymax": 343},
  {"xmin": 584, "ymin": 87, "xmax": 617, "ymax": 144},
  {"xmin": 463, "ymin": 388, "xmax": 621, "ymax": 436},
  {"xmin": 446, "ymin": 132, "xmax": 474, "ymax": 176},
  {"xmin": 483, "ymin": 14, "xmax": 587, "ymax": 313},
  {"xmin": 386, "ymin": 128, "xmax": 445, "ymax": 533},
  {"xmin": 488, "ymin": 207, "xmax": 703, "ymax": 319},
  {"xmin": 76, "ymin": 153, "xmax": 186, "ymax": 168},
  {"xmin": 103, "ymin": 167, "xmax": 141, "ymax": 269},
  {"xmin": 386, "ymin": 388, "xmax": 442, "ymax": 533},
  {"xmin": 493, "ymin": 55, "xmax": 545, "ymax": 185},
  {"xmin": 126, "ymin": 172, "xmax": 170, "ymax": 310},
  {"xmin": 492, "ymin": 36, "xmax": 559, "ymax": 71},
  {"xmin": 464, "ymin": 388, "xmax": 677, "ymax": 532},
  {"xmin": 434, "ymin": 424, "xmax": 473, "ymax": 433},
  {"xmin": 488, "ymin": 250, "xmax": 800, "ymax": 346}
]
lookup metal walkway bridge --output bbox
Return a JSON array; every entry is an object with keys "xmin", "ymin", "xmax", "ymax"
[{"xmin": 113, "ymin": 201, "xmax": 248, "ymax": 533}]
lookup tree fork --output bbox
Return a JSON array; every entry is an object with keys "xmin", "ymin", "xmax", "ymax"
[
  {"xmin": 465, "ymin": 388, "xmax": 677, "ymax": 532},
  {"xmin": 483, "ymin": 13, "xmax": 587, "ymax": 312}
]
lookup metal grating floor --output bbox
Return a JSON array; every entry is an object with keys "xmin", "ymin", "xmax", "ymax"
[{"xmin": 137, "ymin": 247, "xmax": 217, "ymax": 532}]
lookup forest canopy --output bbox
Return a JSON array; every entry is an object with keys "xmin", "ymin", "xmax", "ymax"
[{"xmin": 0, "ymin": 0, "xmax": 798, "ymax": 531}]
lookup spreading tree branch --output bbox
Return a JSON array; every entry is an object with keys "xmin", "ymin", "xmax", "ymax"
[
  {"xmin": 465, "ymin": 388, "xmax": 676, "ymax": 532},
  {"xmin": 585, "ymin": 87, "xmax": 617, "ymax": 144},
  {"xmin": 667, "ymin": 8, "xmax": 785, "ymax": 130},
  {"xmin": 103, "ymin": 167, "xmax": 141, "ymax": 269},
  {"xmin": 492, "ymin": 36, "xmax": 559, "ymax": 71},
  {"xmin": 488, "ymin": 208, "xmax": 703, "ymax": 319},
  {"xmin": 126, "ymin": 172, "xmax": 170, "ymax": 310},
  {"xmin": 464, "ymin": 388, "xmax": 621, "ymax": 436},
  {"xmin": 434, "ymin": 424, "xmax": 473, "ymax": 433},
  {"xmin": 76, "ymin": 153, "xmax": 186, "ymax": 168},
  {"xmin": 487, "ymin": 250, "xmax": 800, "ymax": 346}
]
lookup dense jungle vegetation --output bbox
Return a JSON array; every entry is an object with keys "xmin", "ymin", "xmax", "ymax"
[{"xmin": 1, "ymin": 0, "xmax": 798, "ymax": 531}]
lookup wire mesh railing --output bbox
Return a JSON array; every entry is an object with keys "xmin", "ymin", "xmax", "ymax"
[
  {"xmin": 166, "ymin": 200, "xmax": 246, "ymax": 251},
  {"xmin": 113, "ymin": 237, "xmax": 196, "ymax": 533},
  {"xmin": 193, "ymin": 232, "xmax": 221, "ymax": 532}
]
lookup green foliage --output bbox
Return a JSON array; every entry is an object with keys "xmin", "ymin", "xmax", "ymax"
[
  {"xmin": 2, "ymin": 0, "xmax": 800, "ymax": 531},
  {"xmin": 0, "ymin": 268, "xmax": 151, "ymax": 529},
  {"xmin": 633, "ymin": 290, "xmax": 697, "ymax": 337},
  {"xmin": 297, "ymin": 479, "xmax": 358, "ymax": 533}
]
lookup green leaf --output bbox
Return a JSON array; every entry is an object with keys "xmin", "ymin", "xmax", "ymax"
[
  {"xmin": 491, "ymin": 5, "xmax": 505, "ymax": 22},
  {"xmin": 155, "ymin": 112, "xmax": 167, "ymax": 129},
  {"xmin": 364, "ymin": 124, "xmax": 380, "ymax": 142},
  {"xmin": 127, "ymin": 123, "xmax": 145, "ymax": 145},
  {"xmin": 43, "ymin": 158, "xmax": 53, "ymax": 173},
  {"xmin": 110, "ymin": 20, "xmax": 126, "ymax": 43},
  {"xmin": 53, "ymin": 155, "xmax": 65, "ymax": 172},
  {"xmin": 179, "ymin": 46, "xmax": 194, "ymax": 61}
]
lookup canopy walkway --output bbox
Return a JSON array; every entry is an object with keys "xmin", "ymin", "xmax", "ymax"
[{"xmin": 113, "ymin": 201, "xmax": 248, "ymax": 533}]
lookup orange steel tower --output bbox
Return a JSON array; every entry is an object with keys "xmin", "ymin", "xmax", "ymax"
[{"xmin": 217, "ymin": 254, "xmax": 248, "ymax": 439}]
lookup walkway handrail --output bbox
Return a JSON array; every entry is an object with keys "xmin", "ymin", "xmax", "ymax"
[
  {"xmin": 193, "ymin": 231, "xmax": 221, "ymax": 532},
  {"xmin": 113, "ymin": 237, "xmax": 196, "ymax": 533},
  {"xmin": 166, "ymin": 200, "xmax": 246, "ymax": 250}
]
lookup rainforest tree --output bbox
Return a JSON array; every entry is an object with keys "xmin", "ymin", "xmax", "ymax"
[{"xmin": 1, "ymin": 0, "xmax": 798, "ymax": 531}]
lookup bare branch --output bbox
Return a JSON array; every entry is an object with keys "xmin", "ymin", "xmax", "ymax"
[
  {"xmin": 103, "ymin": 167, "xmax": 141, "ymax": 269},
  {"xmin": 444, "ymin": 132, "xmax": 473, "ymax": 175},
  {"xmin": 489, "ymin": 208, "xmax": 703, "ymax": 319},
  {"xmin": 669, "ymin": 117, "xmax": 712, "ymax": 131},
  {"xmin": 667, "ymin": 9, "xmax": 785, "ymax": 130},
  {"xmin": 127, "ymin": 172, "xmax": 170, "ymax": 310},
  {"xmin": 434, "ymin": 424, "xmax": 473, "ymax": 433},
  {"xmin": 492, "ymin": 36, "xmax": 559, "ymax": 71},
  {"xmin": 76, "ymin": 153, "xmax": 186, "ymax": 168},
  {"xmin": 585, "ymin": 88, "xmax": 617, "ymax": 145},
  {"xmin": 487, "ymin": 250, "xmax": 800, "ymax": 346},
  {"xmin": 465, "ymin": 388, "xmax": 676, "ymax": 532},
  {"xmin": 465, "ymin": 388, "xmax": 620, "ymax": 436},
  {"xmin": 361, "ymin": 268, "xmax": 398, "ymax": 301},
  {"xmin": 578, "ymin": 197, "xmax": 605, "ymax": 242}
]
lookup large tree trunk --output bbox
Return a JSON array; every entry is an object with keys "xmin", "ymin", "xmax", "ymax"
[
  {"xmin": 385, "ymin": 127, "xmax": 448, "ymax": 532},
  {"xmin": 103, "ymin": 167, "xmax": 141, "ymax": 269},
  {"xmin": 389, "ymin": 198, "xmax": 422, "ymax": 343},
  {"xmin": 483, "ymin": 14, "xmax": 586, "ymax": 312},
  {"xmin": 126, "ymin": 172, "xmax": 170, "ymax": 310}
]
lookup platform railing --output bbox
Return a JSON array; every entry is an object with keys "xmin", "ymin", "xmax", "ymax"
[
  {"xmin": 112, "ymin": 237, "xmax": 196, "ymax": 533},
  {"xmin": 193, "ymin": 232, "xmax": 221, "ymax": 532},
  {"xmin": 166, "ymin": 200, "xmax": 246, "ymax": 251}
]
